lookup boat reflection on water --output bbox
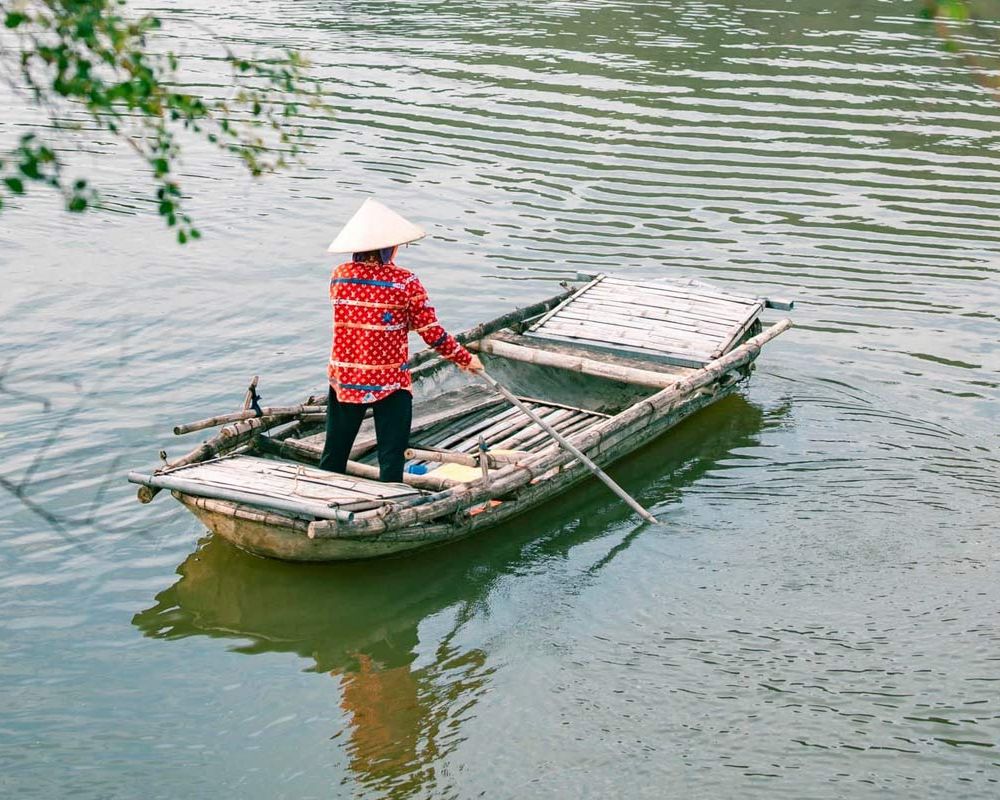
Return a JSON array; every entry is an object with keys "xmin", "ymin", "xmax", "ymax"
[{"xmin": 132, "ymin": 393, "xmax": 783, "ymax": 792}]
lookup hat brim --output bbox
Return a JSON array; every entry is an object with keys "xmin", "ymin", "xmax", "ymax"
[{"xmin": 327, "ymin": 198, "xmax": 427, "ymax": 253}]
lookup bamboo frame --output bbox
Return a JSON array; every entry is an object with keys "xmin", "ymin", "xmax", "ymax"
[{"xmin": 307, "ymin": 319, "xmax": 791, "ymax": 539}]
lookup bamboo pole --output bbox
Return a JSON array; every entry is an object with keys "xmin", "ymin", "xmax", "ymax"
[
  {"xmin": 307, "ymin": 318, "xmax": 792, "ymax": 538},
  {"xmin": 405, "ymin": 448, "xmax": 478, "ymax": 467},
  {"xmin": 470, "ymin": 337, "xmax": 691, "ymax": 387},
  {"xmin": 182, "ymin": 494, "xmax": 309, "ymax": 533},
  {"xmin": 136, "ymin": 414, "xmax": 294, "ymax": 504},
  {"xmin": 478, "ymin": 436, "xmax": 490, "ymax": 484},
  {"xmin": 477, "ymin": 371, "xmax": 659, "ymax": 523},
  {"xmin": 173, "ymin": 405, "xmax": 326, "ymax": 435},
  {"xmin": 242, "ymin": 375, "xmax": 259, "ymax": 410},
  {"xmin": 404, "ymin": 447, "xmax": 530, "ymax": 467}
]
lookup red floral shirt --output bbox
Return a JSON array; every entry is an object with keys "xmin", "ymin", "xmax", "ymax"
[{"xmin": 327, "ymin": 261, "xmax": 472, "ymax": 403}]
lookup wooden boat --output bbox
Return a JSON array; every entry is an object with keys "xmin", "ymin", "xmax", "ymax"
[{"xmin": 128, "ymin": 273, "xmax": 793, "ymax": 561}]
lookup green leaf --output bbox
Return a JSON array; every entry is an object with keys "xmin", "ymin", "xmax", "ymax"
[
  {"xmin": 19, "ymin": 159, "xmax": 41, "ymax": 179},
  {"xmin": 4, "ymin": 12, "xmax": 27, "ymax": 29},
  {"xmin": 68, "ymin": 196, "xmax": 88, "ymax": 212},
  {"xmin": 4, "ymin": 177, "xmax": 25, "ymax": 194},
  {"xmin": 177, "ymin": 230, "xmax": 187, "ymax": 244}
]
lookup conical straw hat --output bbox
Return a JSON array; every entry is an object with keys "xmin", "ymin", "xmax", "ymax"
[{"xmin": 327, "ymin": 198, "xmax": 426, "ymax": 253}]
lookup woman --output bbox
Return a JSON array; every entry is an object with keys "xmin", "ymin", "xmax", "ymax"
[{"xmin": 319, "ymin": 198, "xmax": 483, "ymax": 482}]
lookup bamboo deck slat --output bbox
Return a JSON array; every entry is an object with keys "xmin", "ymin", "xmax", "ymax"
[
  {"xmin": 295, "ymin": 386, "xmax": 504, "ymax": 453},
  {"xmin": 164, "ymin": 455, "xmax": 422, "ymax": 508},
  {"xmin": 526, "ymin": 275, "xmax": 763, "ymax": 368}
]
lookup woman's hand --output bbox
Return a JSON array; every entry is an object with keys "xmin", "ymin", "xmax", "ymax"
[{"xmin": 462, "ymin": 354, "xmax": 485, "ymax": 373}]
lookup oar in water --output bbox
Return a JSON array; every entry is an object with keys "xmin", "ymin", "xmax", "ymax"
[{"xmin": 475, "ymin": 370, "xmax": 659, "ymax": 524}]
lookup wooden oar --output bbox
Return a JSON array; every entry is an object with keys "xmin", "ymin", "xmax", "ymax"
[{"xmin": 475, "ymin": 370, "xmax": 659, "ymax": 524}]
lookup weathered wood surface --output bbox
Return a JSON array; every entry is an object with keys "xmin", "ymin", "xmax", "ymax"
[
  {"xmin": 133, "ymin": 455, "xmax": 423, "ymax": 522},
  {"xmin": 138, "ymin": 413, "xmax": 295, "ymax": 503},
  {"xmin": 131, "ymin": 470, "xmax": 360, "ymax": 523},
  {"xmin": 478, "ymin": 370, "xmax": 658, "ymax": 523},
  {"xmin": 527, "ymin": 274, "xmax": 764, "ymax": 368},
  {"xmin": 404, "ymin": 398, "xmax": 606, "ymax": 463}
]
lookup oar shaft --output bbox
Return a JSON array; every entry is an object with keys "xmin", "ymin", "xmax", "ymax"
[{"xmin": 477, "ymin": 372, "xmax": 658, "ymax": 524}]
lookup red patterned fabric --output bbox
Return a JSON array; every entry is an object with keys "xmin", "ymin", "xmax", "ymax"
[{"xmin": 327, "ymin": 260, "xmax": 472, "ymax": 403}]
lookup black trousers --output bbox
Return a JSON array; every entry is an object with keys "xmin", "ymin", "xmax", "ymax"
[{"xmin": 318, "ymin": 387, "xmax": 412, "ymax": 483}]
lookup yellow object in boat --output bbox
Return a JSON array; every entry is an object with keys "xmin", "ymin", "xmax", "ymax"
[{"xmin": 429, "ymin": 463, "xmax": 483, "ymax": 483}]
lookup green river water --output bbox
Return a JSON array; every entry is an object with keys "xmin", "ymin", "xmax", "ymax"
[{"xmin": 1, "ymin": 1, "xmax": 998, "ymax": 797}]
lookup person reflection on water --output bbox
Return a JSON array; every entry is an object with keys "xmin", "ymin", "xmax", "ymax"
[{"xmin": 319, "ymin": 198, "xmax": 484, "ymax": 482}]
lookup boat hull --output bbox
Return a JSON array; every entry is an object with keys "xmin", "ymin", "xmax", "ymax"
[{"xmin": 175, "ymin": 379, "xmax": 739, "ymax": 561}]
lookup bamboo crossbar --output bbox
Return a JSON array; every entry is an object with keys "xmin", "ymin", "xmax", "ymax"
[
  {"xmin": 307, "ymin": 319, "xmax": 791, "ymax": 539},
  {"xmin": 138, "ymin": 414, "xmax": 295, "ymax": 503},
  {"xmin": 404, "ymin": 447, "xmax": 530, "ymax": 467},
  {"xmin": 469, "ymin": 337, "xmax": 685, "ymax": 388},
  {"xmin": 173, "ymin": 405, "xmax": 326, "ymax": 435}
]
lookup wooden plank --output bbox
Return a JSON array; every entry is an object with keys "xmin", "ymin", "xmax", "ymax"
[
  {"xmin": 491, "ymin": 409, "xmax": 602, "ymax": 453},
  {"xmin": 175, "ymin": 456, "xmax": 419, "ymax": 501},
  {"xmin": 713, "ymin": 301, "xmax": 765, "ymax": 357},
  {"xmin": 526, "ymin": 274, "xmax": 608, "ymax": 331},
  {"xmin": 443, "ymin": 405, "xmax": 562, "ymax": 455},
  {"xmin": 516, "ymin": 414, "xmax": 599, "ymax": 453},
  {"xmin": 581, "ymin": 294, "xmax": 750, "ymax": 329},
  {"xmin": 583, "ymin": 285, "xmax": 750, "ymax": 321},
  {"xmin": 544, "ymin": 308, "xmax": 727, "ymax": 345},
  {"xmin": 561, "ymin": 297, "xmax": 738, "ymax": 331},
  {"xmin": 540, "ymin": 316, "xmax": 718, "ymax": 352},
  {"xmin": 539, "ymin": 320, "xmax": 716, "ymax": 358},
  {"xmin": 433, "ymin": 404, "xmax": 525, "ymax": 452},
  {"xmin": 512, "ymin": 396, "xmax": 611, "ymax": 417},
  {"xmin": 174, "ymin": 471, "xmax": 378, "ymax": 505},
  {"xmin": 485, "ymin": 409, "xmax": 574, "ymax": 452},
  {"xmin": 600, "ymin": 276, "xmax": 758, "ymax": 307}
]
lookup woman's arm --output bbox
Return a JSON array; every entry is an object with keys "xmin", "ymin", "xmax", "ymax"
[{"xmin": 406, "ymin": 276, "xmax": 479, "ymax": 369}]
